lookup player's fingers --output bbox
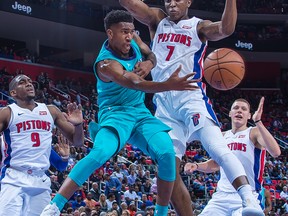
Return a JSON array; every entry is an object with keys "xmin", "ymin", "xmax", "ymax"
[
  {"xmin": 183, "ymin": 72, "xmax": 196, "ymax": 80},
  {"xmin": 77, "ymin": 104, "xmax": 82, "ymax": 110},
  {"xmin": 134, "ymin": 62, "xmax": 140, "ymax": 68},
  {"xmin": 172, "ymin": 65, "xmax": 182, "ymax": 76}
]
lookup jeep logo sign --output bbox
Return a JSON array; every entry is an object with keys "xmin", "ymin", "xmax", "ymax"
[
  {"xmin": 235, "ymin": 40, "xmax": 253, "ymax": 50},
  {"xmin": 12, "ymin": 1, "xmax": 32, "ymax": 15}
]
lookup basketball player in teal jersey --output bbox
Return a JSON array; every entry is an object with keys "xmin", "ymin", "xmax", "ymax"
[{"xmin": 41, "ymin": 10, "xmax": 199, "ymax": 216}]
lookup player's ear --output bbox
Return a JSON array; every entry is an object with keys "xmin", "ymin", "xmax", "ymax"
[
  {"xmin": 187, "ymin": 0, "xmax": 192, "ymax": 7},
  {"xmin": 106, "ymin": 29, "xmax": 113, "ymax": 39},
  {"xmin": 10, "ymin": 90, "xmax": 16, "ymax": 97},
  {"xmin": 228, "ymin": 111, "xmax": 232, "ymax": 117}
]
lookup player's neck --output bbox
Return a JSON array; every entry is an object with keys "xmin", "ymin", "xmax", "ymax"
[
  {"xmin": 16, "ymin": 100, "xmax": 37, "ymax": 111},
  {"xmin": 231, "ymin": 124, "xmax": 248, "ymax": 134}
]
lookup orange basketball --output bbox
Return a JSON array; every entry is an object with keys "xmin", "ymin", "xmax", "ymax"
[{"xmin": 204, "ymin": 48, "xmax": 245, "ymax": 91}]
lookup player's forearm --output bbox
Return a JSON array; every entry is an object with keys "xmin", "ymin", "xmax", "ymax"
[
  {"xmin": 255, "ymin": 121, "xmax": 281, "ymax": 157},
  {"xmin": 145, "ymin": 52, "xmax": 156, "ymax": 68},
  {"xmin": 220, "ymin": 0, "xmax": 237, "ymax": 36},
  {"xmin": 72, "ymin": 123, "xmax": 84, "ymax": 147},
  {"xmin": 196, "ymin": 160, "xmax": 220, "ymax": 173},
  {"xmin": 123, "ymin": 72, "xmax": 169, "ymax": 93}
]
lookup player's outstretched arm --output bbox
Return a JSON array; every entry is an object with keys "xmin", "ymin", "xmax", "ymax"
[
  {"xmin": 119, "ymin": 0, "xmax": 165, "ymax": 31},
  {"xmin": 97, "ymin": 60, "xmax": 199, "ymax": 93},
  {"xmin": 251, "ymin": 97, "xmax": 281, "ymax": 158},
  {"xmin": 184, "ymin": 160, "xmax": 220, "ymax": 174},
  {"xmin": 198, "ymin": 0, "xmax": 237, "ymax": 41},
  {"xmin": 48, "ymin": 104, "xmax": 84, "ymax": 147}
]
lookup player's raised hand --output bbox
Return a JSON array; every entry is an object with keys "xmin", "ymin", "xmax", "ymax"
[
  {"xmin": 63, "ymin": 102, "xmax": 83, "ymax": 126},
  {"xmin": 252, "ymin": 97, "xmax": 264, "ymax": 123},
  {"xmin": 165, "ymin": 65, "xmax": 200, "ymax": 91},
  {"xmin": 184, "ymin": 162, "xmax": 198, "ymax": 174},
  {"xmin": 55, "ymin": 133, "xmax": 70, "ymax": 158}
]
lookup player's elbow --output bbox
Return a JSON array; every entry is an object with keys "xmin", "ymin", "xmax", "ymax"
[
  {"xmin": 270, "ymin": 148, "xmax": 281, "ymax": 158},
  {"xmin": 222, "ymin": 27, "xmax": 234, "ymax": 37}
]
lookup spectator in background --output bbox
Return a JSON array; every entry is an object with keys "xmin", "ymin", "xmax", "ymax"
[
  {"xmin": 53, "ymin": 95, "xmax": 62, "ymax": 108},
  {"xmin": 141, "ymin": 179, "xmax": 152, "ymax": 195},
  {"xmin": 124, "ymin": 184, "xmax": 139, "ymax": 206},
  {"xmin": 280, "ymin": 186, "xmax": 288, "ymax": 200},
  {"xmin": 99, "ymin": 193, "xmax": 108, "ymax": 213},
  {"xmin": 141, "ymin": 194, "xmax": 153, "ymax": 208},
  {"xmin": 106, "ymin": 193, "xmax": 116, "ymax": 210},
  {"xmin": 128, "ymin": 201, "xmax": 137, "ymax": 216},
  {"xmin": 104, "ymin": 173, "xmax": 122, "ymax": 205},
  {"xmin": 127, "ymin": 169, "xmax": 137, "ymax": 186},
  {"xmin": 120, "ymin": 202, "xmax": 128, "ymax": 215},
  {"xmin": 90, "ymin": 182, "xmax": 101, "ymax": 201},
  {"xmin": 84, "ymin": 192, "xmax": 97, "ymax": 210},
  {"xmin": 72, "ymin": 194, "xmax": 86, "ymax": 210},
  {"xmin": 37, "ymin": 72, "xmax": 46, "ymax": 89},
  {"xmin": 50, "ymin": 175, "xmax": 61, "ymax": 193},
  {"xmin": 113, "ymin": 166, "xmax": 125, "ymax": 183},
  {"xmin": 110, "ymin": 201, "xmax": 120, "ymax": 216}
]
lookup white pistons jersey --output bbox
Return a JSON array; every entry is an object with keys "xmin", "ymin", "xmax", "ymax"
[
  {"xmin": 1, "ymin": 103, "xmax": 54, "ymax": 175},
  {"xmin": 217, "ymin": 127, "xmax": 266, "ymax": 193},
  {"xmin": 151, "ymin": 17, "xmax": 206, "ymax": 83},
  {"xmin": 151, "ymin": 17, "xmax": 219, "ymax": 140}
]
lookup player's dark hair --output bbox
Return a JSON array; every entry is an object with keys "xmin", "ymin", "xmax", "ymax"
[{"xmin": 104, "ymin": 10, "xmax": 134, "ymax": 30}]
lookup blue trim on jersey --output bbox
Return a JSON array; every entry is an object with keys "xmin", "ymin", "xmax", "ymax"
[
  {"xmin": 1, "ymin": 129, "xmax": 12, "ymax": 180},
  {"xmin": 193, "ymin": 43, "xmax": 206, "ymax": 80},
  {"xmin": 254, "ymin": 148, "xmax": 262, "ymax": 191},
  {"xmin": 193, "ymin": 43, "xmax": 220, "ymax": 126}
]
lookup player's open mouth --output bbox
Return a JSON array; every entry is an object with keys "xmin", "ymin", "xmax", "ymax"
[{"xmin": 235, "ymin": 115, "xmax": 243, "ymax": 119}]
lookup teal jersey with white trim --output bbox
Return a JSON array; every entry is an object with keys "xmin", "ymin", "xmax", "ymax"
[{"xmin": 94, "ymin": 39, "xmax": 145, "ymax": 109}]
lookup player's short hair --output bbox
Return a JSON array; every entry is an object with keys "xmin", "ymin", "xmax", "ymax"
[
  {"xmin": 8, "ymin": 74, "xmax": 26, "ymax": 93},
  {"xmin": 232, "ymin": 98, "xmax": 251, "ymax": 111},
  {"xmin": 104, "ymin": 10, "xmax": 134, "ymax": 30}
]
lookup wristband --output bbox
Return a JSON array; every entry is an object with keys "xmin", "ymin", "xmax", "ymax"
[
  {"xmin": 61, "ymin": 155, "xmax": 69, "ymax": 160},
  {"xmin": 254, "ymin": 120, "xmax": 261, "ymax": 124}
]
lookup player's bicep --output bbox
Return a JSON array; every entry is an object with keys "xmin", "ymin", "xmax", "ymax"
[
  {"xmin": 0, "ymin": 107, "xmax": 10, "ymax": 132},
  {"xmin": 198, "ymin": 20, "xmax": 227, "ymax": 42}
]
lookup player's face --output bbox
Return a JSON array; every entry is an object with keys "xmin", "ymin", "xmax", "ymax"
[
  {"xmin": 229, "ymin": 101, "xmax": 251, "ymax": 125},
  {"xmin": 10, "ymin": 75, "xmax": 35, "ymax": 100},
  {"xmin": 164, "ymin": 0, "xmax": 191, "ymax": 22},
  {"xmin": 107, "ymin": 22, "xmax": 135, "ymax": 57}
]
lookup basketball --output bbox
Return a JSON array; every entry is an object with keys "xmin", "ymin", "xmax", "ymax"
[{"xmin": 204, "ymin": 48, "xmax": 245, "ymax": 91}]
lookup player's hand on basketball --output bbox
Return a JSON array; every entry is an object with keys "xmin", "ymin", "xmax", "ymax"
[
  {"xmin": 55, "ymin": 133, "xmax": 70, "ymax": 158},
  {"xmin": 133, "ymin": 61, "xmax": 152, "ymax": 78},
  {"xmin": 63, "ymin": 102, "xmax": 83, "ymax": 126},
  {"xmin": 166, "ymin": 65, "xmax": 200, "ymax": 90},
  {"xmin": 184, "ymin": 162, "xmax": 198, "ymax": 174},
  {"xmin": 252, "ymin": 97, "xmax": 264, "ymax": 123}
]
